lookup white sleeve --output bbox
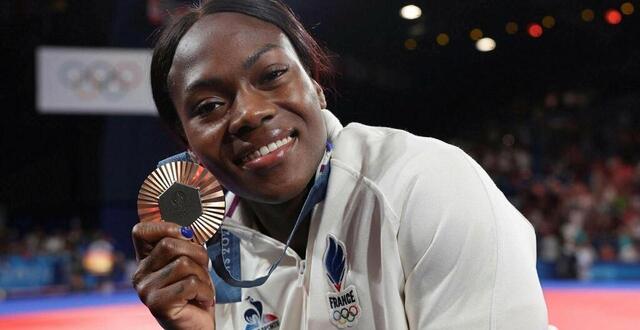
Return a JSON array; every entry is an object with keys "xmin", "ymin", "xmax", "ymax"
[{"xmin": 396, "ymin": 145, "xmax": 548, "ymax": 330}]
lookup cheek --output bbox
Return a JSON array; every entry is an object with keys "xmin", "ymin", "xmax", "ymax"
[
  {"xmin": 300, "ymin": 79, "xmax": 322, "ymax": 108},
  {"xmin": 280, "ymin": 79, "xmax": 324, "ymax": 129},
  {"xmin": 184, "ymin": 119, "xmax": 226, "ymax": 156},
  {"xmin": 296, "ymin": 85, "xmax": 326, "ymax": 138},
  {"xmin": 279, "ymin": 67, "xmax": 321, "ymax": 106}
]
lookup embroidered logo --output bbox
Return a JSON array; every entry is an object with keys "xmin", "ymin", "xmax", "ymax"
[
  {"xmin": 243, "ymin": 296, "xmax": 280, "ymax": 330},
  {"xmin": 324, "ymin": 234, "xmax": 361, "ymax": 328}
]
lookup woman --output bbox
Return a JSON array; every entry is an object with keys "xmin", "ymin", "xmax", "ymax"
[{"xmin": 132, "ymin": 0, "xmax": 548, "ymax": 329}]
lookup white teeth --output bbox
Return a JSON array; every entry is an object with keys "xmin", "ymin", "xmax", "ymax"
[
  {"xmin": 259, "ymin": 146, "xmax": 269, "ymax": 156},
  {"xmin": 243, "ymin": 136, "xmax": 295, "ymax": 163}
]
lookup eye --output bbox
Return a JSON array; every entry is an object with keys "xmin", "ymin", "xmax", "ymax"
[
  {"xmin": 193, "ymin": 99, "xmax": 225, "ymax": 117},
  {"xmin": 261, "ymin": 65, "xmax": 288, "ymax": 83}
]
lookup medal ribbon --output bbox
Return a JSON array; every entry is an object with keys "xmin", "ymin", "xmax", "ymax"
[{"xmin": 210, "ymin": 142, "xmax": 333, "ymax": 288}]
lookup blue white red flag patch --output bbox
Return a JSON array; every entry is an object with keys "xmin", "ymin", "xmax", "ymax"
[{"xmin": 323, "ymin": 234, "xmax": 361, "ymax": 328}]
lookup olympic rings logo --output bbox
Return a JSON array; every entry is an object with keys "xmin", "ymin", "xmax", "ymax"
[
  {"xmin": 57, "ymin": 60, "xmax": 143, "ymax": 101},
  {"xmin": 332, "ymin": 305, "xmax": 359, "ymax": 325}
]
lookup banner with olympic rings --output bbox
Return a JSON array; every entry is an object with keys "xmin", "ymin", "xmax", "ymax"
[{"xmin": 36, "ymin": 46, "xmax": 156, "ymax": 115}]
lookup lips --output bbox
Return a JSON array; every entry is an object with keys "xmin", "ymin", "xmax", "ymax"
[
  {"xmin": 233, "ymin": 129, "xmax": 298, "ymax": 170},
  {"xmin": 241, "ymin": 135, "xmax": 294, "ymax": 164}
]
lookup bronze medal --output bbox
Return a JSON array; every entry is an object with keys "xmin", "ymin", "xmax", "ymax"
[{"xmin": 137, "ymin": 161, "xmax": 225, "ymax": 244}]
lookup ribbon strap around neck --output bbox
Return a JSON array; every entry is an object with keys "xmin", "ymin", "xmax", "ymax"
[{"xmin": 211, "ymin": 157, "xmax": 331, "ymax": 288}]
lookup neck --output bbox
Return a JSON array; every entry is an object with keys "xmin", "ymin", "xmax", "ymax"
[{"xmin": 243, "ymin": 183, "xmax": 313, "ymax": 258}]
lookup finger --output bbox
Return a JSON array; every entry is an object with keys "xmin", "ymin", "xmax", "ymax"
[
  {"xmin": 132, "ymin": 237, "xmax": 209, "ymax": 289},
  {"xmin": 132, "ymin": 222, "xmax": 189, "ymax": 261},
  {"xmin": 135, "ymin": 255, "xmax": 213, "ymax": 296},
  {"xmin": 144, "ymin": 274, "xmax": 216, "ymax": 318},
  {"xmin": 138, "ymin": 236, "xmax": 209, "ymax": 273}
]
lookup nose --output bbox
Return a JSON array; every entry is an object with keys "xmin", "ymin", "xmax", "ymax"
[{"xmin": 228, "ymin": 88, "xmax": 276, "ymax": 136}]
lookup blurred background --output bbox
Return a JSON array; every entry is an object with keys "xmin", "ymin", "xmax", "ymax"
[{"xmin": 1, "ymin": 0, "xmax": 639, "ymax": 329}]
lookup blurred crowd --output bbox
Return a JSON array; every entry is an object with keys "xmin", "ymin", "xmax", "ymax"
[
  {"xmin": 0, "ymin": 218, "xmax": 136, "ymax": 299},
  {"xmin": 471, "ymin": 144, "xmax": 640, "ymax": 280},
  {"xmin": 462, "ymin": 92, "xmax": 640, "ymax": 280}
]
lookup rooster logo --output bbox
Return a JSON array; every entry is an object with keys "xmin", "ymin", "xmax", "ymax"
[{"xmin": 243, "ymin": 297, "xmax": 279, "ymax": 330}]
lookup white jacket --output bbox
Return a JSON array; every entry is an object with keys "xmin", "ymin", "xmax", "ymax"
[{"xmin": 209, "ymin": 110, "xmax": 548, "ymax": 330}]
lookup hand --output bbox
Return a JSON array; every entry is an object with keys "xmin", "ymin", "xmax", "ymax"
[{"xmin": 132, "ymin": 222, "xmax": 215, "ymax": 330}]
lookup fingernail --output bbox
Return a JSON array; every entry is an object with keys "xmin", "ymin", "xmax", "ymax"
[
  {"xmin": 198, "ymin": 300, "xmax": 215, "ymax": 308},
  {"xmin": 181, "ymin": 226, "xmax": 194, "ymax": 239}
]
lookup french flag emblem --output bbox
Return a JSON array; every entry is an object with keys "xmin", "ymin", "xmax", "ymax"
[
  {"xmin": 324, "ymin": 234, "xmax": 347, "ymax": 292},
  {"xmin": 323, "ymin": 234, "xmax": 361, "ymax": 328}
]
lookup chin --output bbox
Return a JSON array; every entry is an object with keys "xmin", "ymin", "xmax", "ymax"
[
  {"xmin": 230, "ymin": 170, "xmax": 309, "ymax": 204},
  {"xmin": 246, "ymin": 181, "xmax": 309, "ymax": 205}
]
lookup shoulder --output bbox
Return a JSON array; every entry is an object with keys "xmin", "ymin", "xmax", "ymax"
[
  {"xmin": 329, "ymin": 121, "xmax": 517, "ymax": 268},
  {"xmin": 157, "ymin": 151, "xmax": 192, "ymax": 167},
  {"xmin": 330, "ymin": 122, "xmax": 474, "ymax": 211},
  {"xmin": 331, "ymin": 121, "xmax": 466, "ymax": 174},
  {"xmin": 327, "ymin": 121, "xmax": 546, "ymax": 327}
]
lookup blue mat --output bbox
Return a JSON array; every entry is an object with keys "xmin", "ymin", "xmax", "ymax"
[
  {"xmin": 0, "ymin": 291, "xmax": 141, "ymax": 316},
  {"xmin": 541, "ymin": 280, "xmax": 640, "ymax": 290}
]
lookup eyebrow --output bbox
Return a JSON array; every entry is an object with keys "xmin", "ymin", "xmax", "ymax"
[
  {"xmin": 184, "ymin": 76, "xmax": 224, "ymax": 96},
  {"xmin": 242, "ymin": 43, "xmax": 281, "ymax": 69}
]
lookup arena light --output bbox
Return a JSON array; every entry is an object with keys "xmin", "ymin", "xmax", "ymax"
[
  {"xmin": 469, "ymin": 28, "xmax": 483, "ymax": 41},
  {"xmin": 542, "ymin": 16, "xmax": 556, "ymax": 29},
  {"xmin": 404, "ymin": 38, "xmax": 417, "ymax": 50},
  {"xmin": 83, "ymin": 249, "xmax": 114, "ymax": 276},
  {"xmin": 436, "ymin": 33, "xmax": 449, "ymax": 46},
  {"xmin": 527, "ymin": 23, "xmax": 543, "ymax": 38},
  {"xmin": 475, "ymin": 37, "xmax": 496, "ymax": 52},
  {"xmin": 400, "ymin": 5, "xmax": 422, "ymax": 20},
  {"xmin": 505, "ymin": 22, "xmax": 518, "ymax": 35},
  {"xmin": 621, "ymin": 2, "xmax": 634, "ymax": 15},
  {"xmin": 581, "ymin": 9, "xmax": 595, "ymax": 22},
  {"xmin": 605, "ymin": 9, "xmax": 623, "ymax": 25}
]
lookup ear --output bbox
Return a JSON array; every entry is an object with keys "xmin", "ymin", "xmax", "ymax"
[{"xmin": 312, "ymin": 79, "xmax": 327, "ymax": 109}]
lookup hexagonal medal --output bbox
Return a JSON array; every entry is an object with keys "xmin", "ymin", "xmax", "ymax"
[{"xmin": 137, "ymin": 161, "xmax": 225, "ymax": 244}]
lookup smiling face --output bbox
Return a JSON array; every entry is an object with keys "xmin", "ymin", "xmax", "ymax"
[{"xmin": 168, "ymin": 13, "xmax": 328, "ymax": 204}]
